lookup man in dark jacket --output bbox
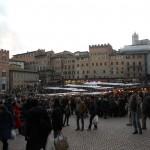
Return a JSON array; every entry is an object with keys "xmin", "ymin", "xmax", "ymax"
[
  {"xmin": 51, "ymin": 99, "xmax": 63, "ymax": 138},
  {"xmin": 130, "ymin": 94, "xmax": 142, "ymax": 134},
  {"xmin": 63, "ymin": 101, "xmax": 71, "ymax": 126},
  {"xmin": 25, "ymin": 101, "xmax": 52, "ymax": 150},
  {"xmin": 75, "ymin": 99, "xmax": 87, "ymax": 131},
  {"xmin": 88, "ymin": 99, "xmax": 98, "ymax": 130},
  {"xmin": 142, "ymin": 94, "xmax": 150, "ymax": 129},
  {"xmin": 0, "ymin": 104, "xmax": 14, "ymax": 150},
  {"xmin": 101, "ymin": 97, "xmax": 109, "ymax": 119}
]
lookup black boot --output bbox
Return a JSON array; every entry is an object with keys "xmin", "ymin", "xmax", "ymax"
[
  {"xmin": 132, "ymin": 131, "xmax": 138, "ymax": 134},
  {"xmin": 139, "ymin": 130, "xmax": 142, "ymax": 134}
]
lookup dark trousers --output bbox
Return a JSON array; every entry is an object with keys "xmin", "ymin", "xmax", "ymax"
[
  {"xmin": 76, "ymin": 114, "xmax": 84, "ymax": 130},
  {"xmin": 88, "ymin": 114, "xmax": 95, "ymax": 129},
  {"xmin": 1, "ymin": 139, "xmax": 8, "ymax": 150},
  {"xmin": 26, "ymin": 140, "xmax": 45, "ymax": 150},
  {"xmin": 142, "ymin": 114, "xmax": 147, "ymax": 129},
  {"xmin": 128, "ymin": 111, "xmax": 132, "ymax": 124},
  {"xmin": 103, "ymin": 111, "xmax": 107, "ymax": 119},
  {"xmin": 64, "ymin": 115, "xmax": 70, "ymax": 126},
  {"xmin": 131, "ymin": 112, "xmax": 142, "ymax": 133}
]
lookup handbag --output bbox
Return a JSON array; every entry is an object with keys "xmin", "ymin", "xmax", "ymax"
[
  {"xmin": 92, "ymin": 115, "xmax": 99, "ymax": 125},
  {"xmin": 11, "ymin": 129, "xmax": 17, "ymax": 139},
  {"xmin": 45, "ymin": 131, "xmax": 55, "ymax": 150},
  {"xmin": 54, "ymin": 132, "xmax": 69, "ymax": 150}
]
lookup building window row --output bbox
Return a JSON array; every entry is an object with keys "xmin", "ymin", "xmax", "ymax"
[
  {"xmin": 77, "ymin": 63, "xmax": 89, "ymax": 67},
  {"xmin": 126, "ymin": 55, "xmax": 142, "ymax": 59},
  {"xmin": 0, "ymin": 71, "xmax": 7, "ymax": 77},
  {"xmin": 64, "ymin": 60, "xmax": 75, "ymax": 63},
  {"xmin": 82, "ymin": 70, "xmax": 89, "ymax": 74},
  {"xmin": 64, "ymin": 71, "xmax": 75, "ymax": 75},
  {"xmin": 91, "ymin": 62, "xmax": 107, "ymax": 66}
]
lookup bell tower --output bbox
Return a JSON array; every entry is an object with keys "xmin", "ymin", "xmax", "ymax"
[{"xmin": 132, "ymin": 32, "xmax": 139, "ymax": 45}]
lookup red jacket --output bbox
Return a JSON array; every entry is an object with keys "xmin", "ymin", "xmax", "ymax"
[{"xmin": 13, "ymin": 104, "xmax": 22, "ymax": 128}]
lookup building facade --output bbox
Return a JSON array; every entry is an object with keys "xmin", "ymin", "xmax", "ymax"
[
  {"xmin": 110, "ymin": 53, "xmax": 145, "ymax": 79},
  {"xmin": 11, "ymin": 33, "xmax": 150, "ymax": 83},
  {"xmin": 9, "ymin": 60, "xmax": 25, "ymax": 70},
  {"xmin": 9, "ymin": 69, "xmax": 39, "ymax": 90},
  {"xmin": 0, "ymin": 49, "xmax": 9, "ymax": 92},
  {"xmin": 60, "ymin": 43, "xmax": 146, "ymax": 81},
  {"xmin": 12, "ymin": 49, "xmax": 54, "ymax": 71},
  {"xmin": 120, "ymin": 33, "xmax": 150, "ymax": 79}
]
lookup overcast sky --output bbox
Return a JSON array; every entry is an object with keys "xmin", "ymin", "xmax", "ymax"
[{"xmin": 0, "ymin": 0, "xmax": 150, "ymax": 56}]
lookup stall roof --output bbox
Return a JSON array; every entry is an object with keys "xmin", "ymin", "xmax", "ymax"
[
  {"xmin": 44, "ymin": 87, "xmax": 87, "ymax": 92},
  {"xmin": 37, "ymin": 91, "xmax": 112, "ymax": 97},
  {"xmin": 80, "ymin": 91, "xmax": 112, "ymax": 95},
  {"xmin": 65, "ymin": 84, "xmax": 101, "ymax": 88},
  {"xmin": 84, "ymin": 81, "xmax": 140, "ymax": 87},
  {"xmin": 37, "ymin": 92, "xmax": 80, "ymax": 97},
  {"xmin": 66, "ymin": 84, "xmax": 113, "ymax": 90}
]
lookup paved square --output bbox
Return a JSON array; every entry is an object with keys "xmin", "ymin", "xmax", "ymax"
[{"xmin": 10, "ymin": 116, "xmax": 150, "ymax": 150}]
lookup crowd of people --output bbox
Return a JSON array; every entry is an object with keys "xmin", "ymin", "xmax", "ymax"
[{"xmin": 0, "ymin": 91, "xmax": 150, "ymax": 150}]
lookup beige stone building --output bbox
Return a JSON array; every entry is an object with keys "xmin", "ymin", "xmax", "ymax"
[
  {"xmin": 11, "ymin": 33, "xmax": 149, "ymax": 83},
  {"xmin": 0, "ymin": 49, "xmax": 9, "ymax": 92},
  {"xmin": 88, "ymin": 44, "xmax": 112, "ymax": 79},
  {"xmin": 73, "ymin": 51, "xmax": 89, "ymax": 79},
  {"xmin": 109, "ymin": 53, "xmax": 145, "ymax": 79},
  {"xmin": 9, "ymin": 60, "xmax": 25, "ymax": 70},
  {"xmin": 34, "ymin": 50, "xmax": 54, "ymax": 71},
  {"xmin": 12, "ymin": 49, "xmax": 54, "ymax": 71},
  {"xmin": 12, "ymin": 49, "xmax": 55, "ymax": 84},
  {"xmin": 60, "ymin": 43, "xmax": 145, "ymax": 81},
  {"xmin": 12, "ymin": 50, "xmax": 40, "ymax": 63},
  {"xmin": 9, "ymin": 69, "xmax": 39, "ymax": 90}
]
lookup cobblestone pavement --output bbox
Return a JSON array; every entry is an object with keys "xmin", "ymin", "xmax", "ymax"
[{"xmin": 10, "ymin": 116, "xmax": 150, "ymax": 150}]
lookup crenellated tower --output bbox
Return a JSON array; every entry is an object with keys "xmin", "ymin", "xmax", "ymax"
[
  {"xmin": 132, "ymin": 32, "xmax": 139, "ymax": 45},
  {"xmin": 89, "ymin": 43, "xmax": 113, "ymax": 55},
  {"xmin": 0, "ymin": 49, "xmax": 9, "ymax": 92}
]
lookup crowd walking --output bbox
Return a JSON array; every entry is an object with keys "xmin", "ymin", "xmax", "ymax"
[{"xmin": 0, "ymin": 91, "xmax": 150, "ymax": 150}]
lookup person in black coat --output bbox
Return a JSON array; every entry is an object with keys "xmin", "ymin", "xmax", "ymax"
[
  {"xmin": 63, "ymin": 101, "xmax": 71, "ymax": 126},
  {"xmin": 142, "ymin": 94, "xmax": 150, "ymax": 129},
  {"xmin": 0, "ymin": 104, "xmax": 14, "ymax": 150},
  {"xmin": 101, "ymin": 97, "xmax": 109, "ymax": 119},
  {"xmin": 21, "ymin": 99, "xmax": 39, "ymax": 136},
  {"xmin": 88, "ymin": 99, "xmax": 98, "ymax": 130},
  {"xmin": 25, "ymin": 101, "xmax": 52, "ymax": 150},
  {"xmin": 51, "ymin": 99, "xmax": 63, "ymax": 138}
]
